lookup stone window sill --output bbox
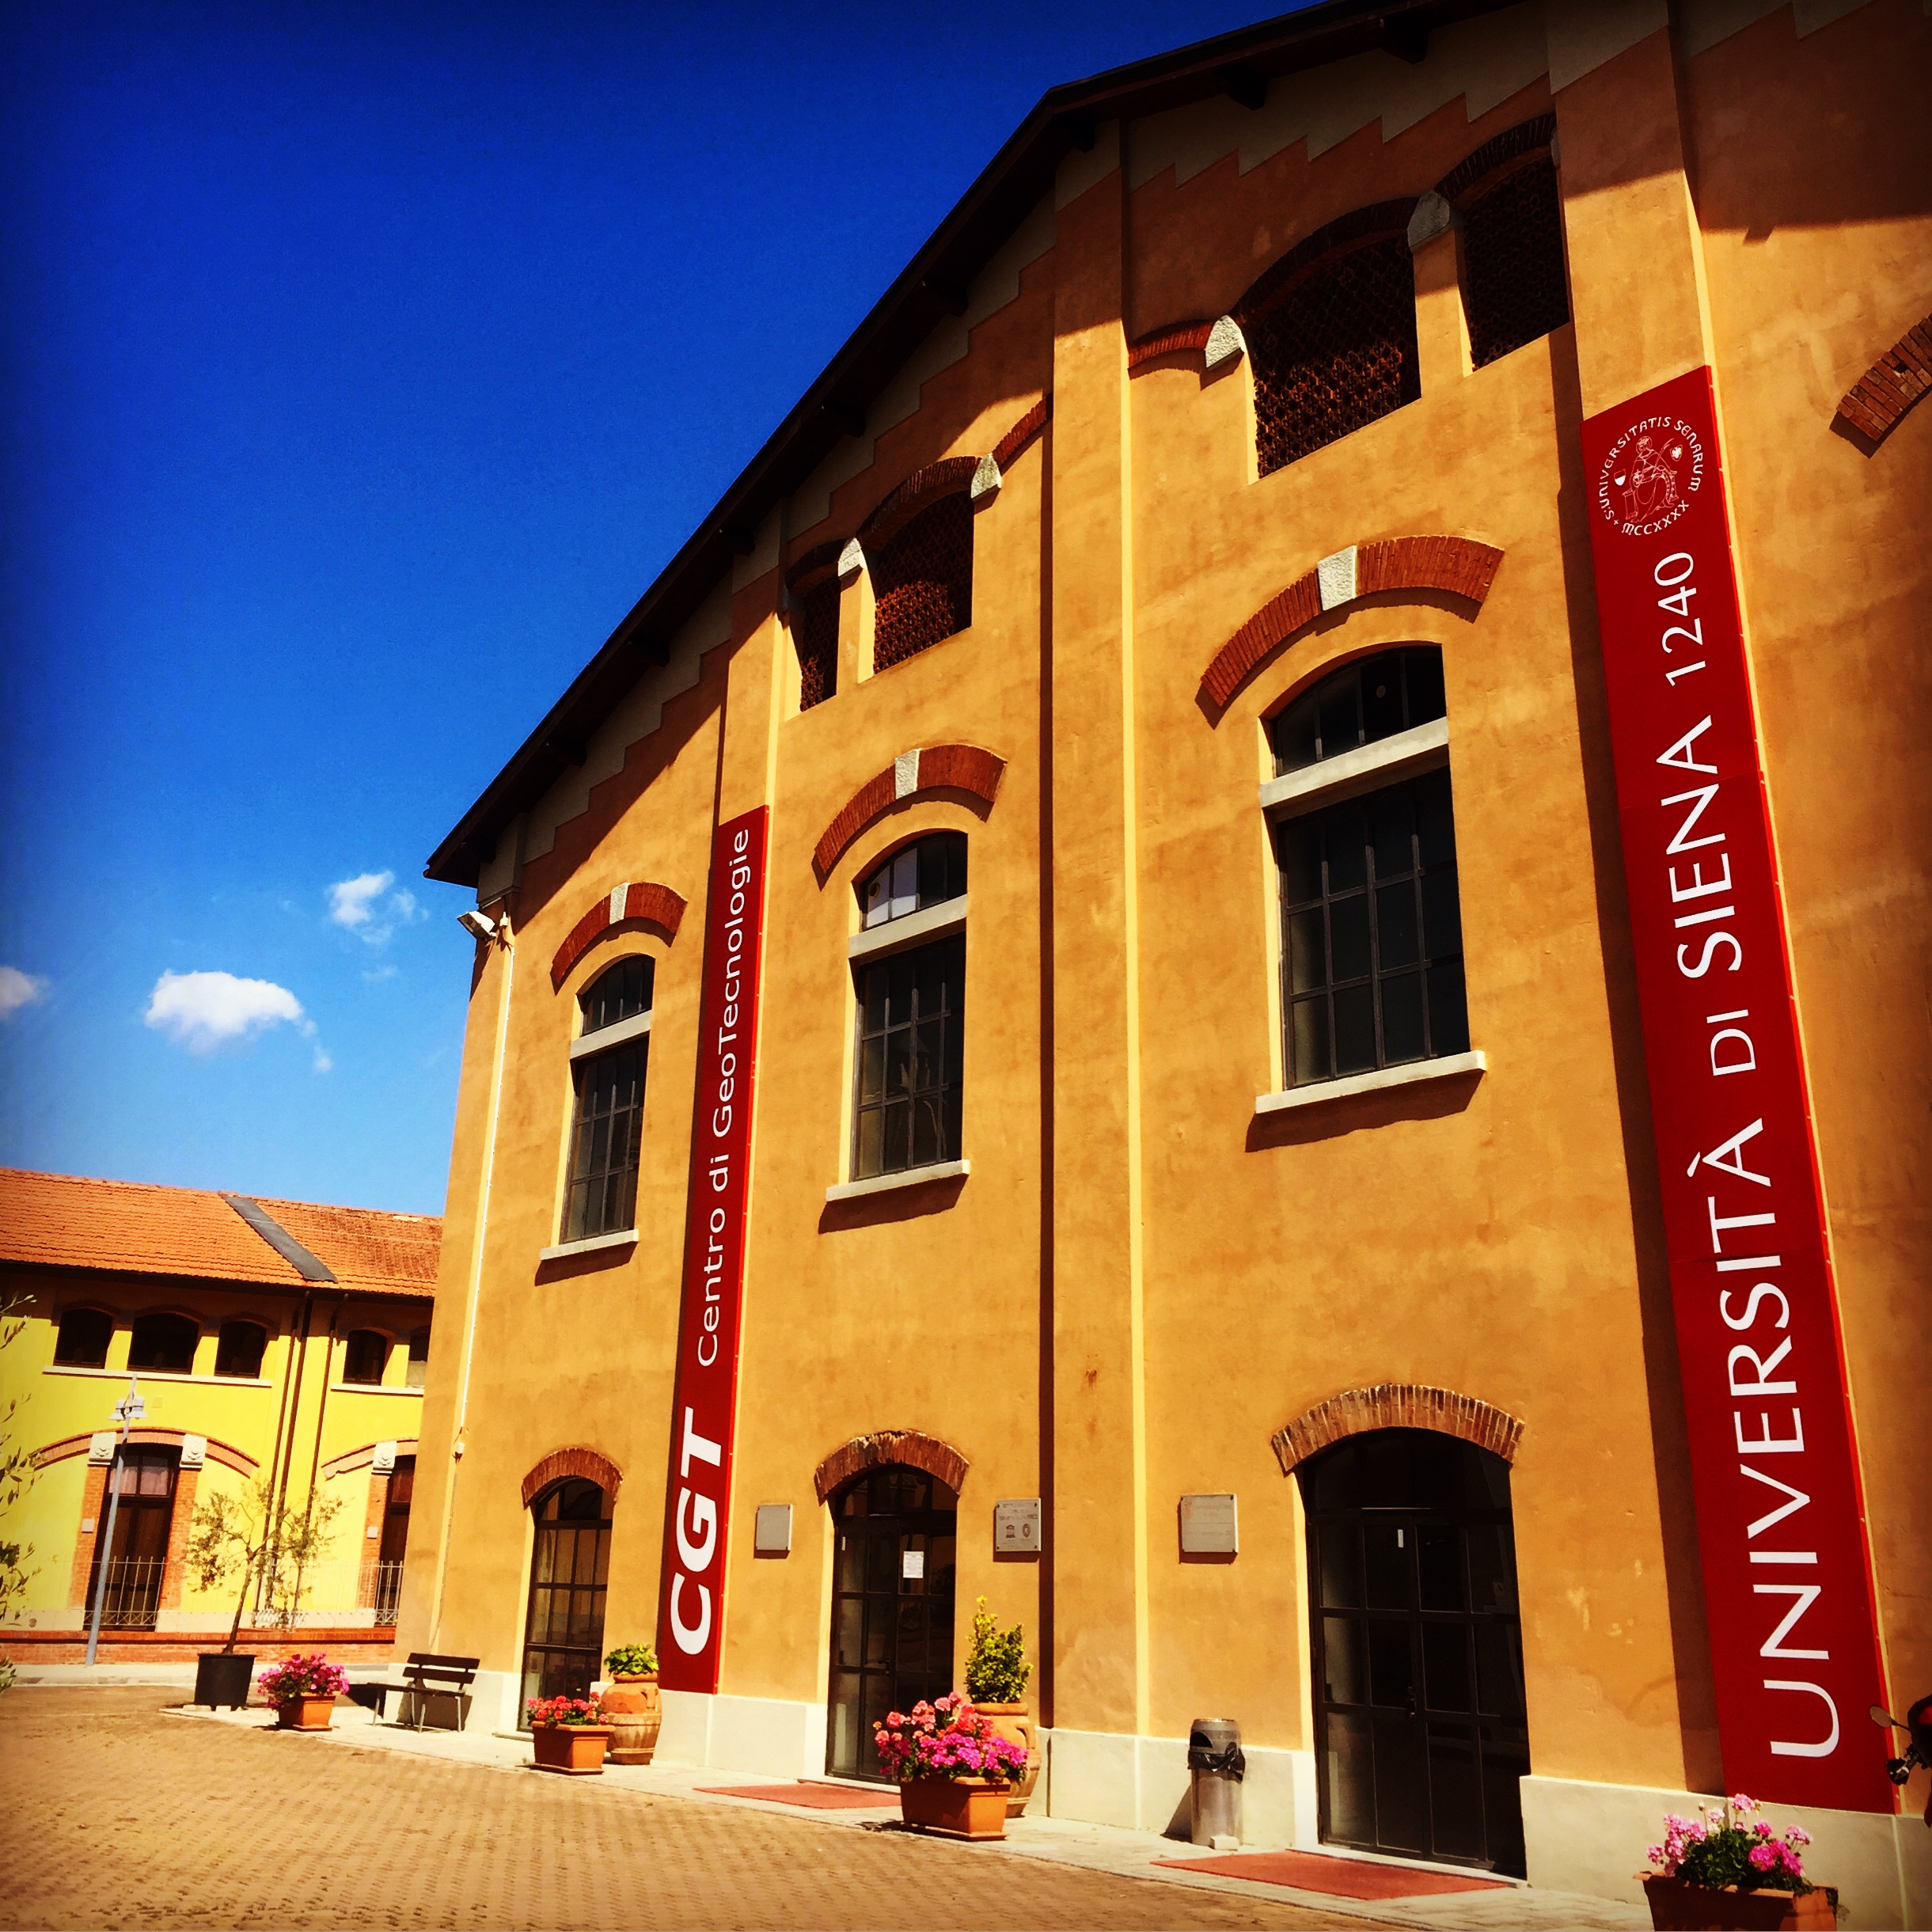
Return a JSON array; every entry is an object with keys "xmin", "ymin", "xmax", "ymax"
[
  {"xmin": 1254, "ymin": 1050, "xmax": 1486, "ymax": 1115},
  {"xmin": 328, "ymin": 1382, "xmax": 425, "ymax": 1397},
  {"xmin": 41, "ymin": 1365, "xmax": 272, "ymax": 1387},
  {"xmin": 825, "ymin": 1158, "xmax": 970, "ymax": 1204},
  {"xmin": 538, "ymin": 1229, "xmax": 639, "ymax": 1262}
]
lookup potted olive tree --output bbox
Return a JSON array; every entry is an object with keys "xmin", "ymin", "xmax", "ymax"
[
  {"xmin": 962, "ymin": 1596, "xmax": 1037, "ymax": 1816},
  {"xmin": 184, "ymin": 1478, "xmax": 340, "ymax": 1710}
]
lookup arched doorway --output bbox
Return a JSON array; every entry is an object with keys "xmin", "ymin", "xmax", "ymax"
[
  {"xmin": 1300, "ymin": 1428, "xmax": 1528, "ymax": 1875},
  {"xmin": 519, "ymin": 1477, "xmax": 610, "ymax": 1717},
  {"xmin": 826, "ymin": 1463, "xmax": 957, "ymax": 1781}
]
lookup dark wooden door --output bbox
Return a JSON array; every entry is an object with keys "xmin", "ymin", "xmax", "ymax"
[
  {"xmin": 1304, "ymin": 1429, "xmax": 1529, "ymax": 1875},
  {"xmin": 826, "ymin": 1466, "xmax": 957, "ymax": 1781},
  {"xmin": 86, "ymin": 1446, "xmax": 178, "ymax": 1629}
]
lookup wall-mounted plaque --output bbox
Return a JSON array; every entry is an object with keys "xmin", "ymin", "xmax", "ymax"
[
  {"xmin": 1179, "ymin": 1493, "xmax": 1239, "ymax": 1555},
  {"xmin": 753, "ymin": 1503, "xmax": 791, "ymax": 1556},
  {"xmin": 994, "ymin": 1497, "xmax": 1042, "ymax": 1557}
]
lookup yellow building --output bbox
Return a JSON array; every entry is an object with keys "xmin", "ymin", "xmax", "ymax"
[
  {"xmin": 0, "ymin": 1169, "xmax": 438, "ymax": 1664},
  {"xmin": 400, "ymin": 2, "xmax": 1929, "ymax": 1919}
]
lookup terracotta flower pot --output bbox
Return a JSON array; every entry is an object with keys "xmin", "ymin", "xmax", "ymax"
[
  {"xmin": 602, "ymin": 1673, "xmax": 662, "ymax": 1766},
  {"xmin": 1639, "ymin": 1874, "xmax": 1836, "ymax": 1931},
  {"xmin": 973, "ymin": 1702, "xmax": 1038, "ymax": 1817},
  {"xmin": 278, "ymin": 1695, "xmax": 336, "ymax": 1732},
  {"xmin": 898, "ymin": 1778, "xmax": 1010, "ymax": 1841},
  {"xmin": 532, "ymin": 1723, "xmax": 613, "ymax": 1774}
]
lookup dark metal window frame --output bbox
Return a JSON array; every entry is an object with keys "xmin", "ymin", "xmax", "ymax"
[
  {"xmin": 342, "ymin": 1328, "xmax": 389, "ymax": 1386},
  {"xmin": 851, "ymin": 935, "xmax": 965, "ymax": 1180},
  {"xmin": 1269, "ymin": 650, "xmax": 1468, "ymax": 1089},
  {"xmin": 214, "ymin": 1319, "xmax": 268, "ymax": 1379},
  {"xmin": 519, "ymin": 1477, "xmax": 612, "ymax": 1722},
  {"xmin": 54, "ymin": 1306, "xmax": 114, "ymax": 1368},
  {"xmin": 127, "ymin": 1311, "xmax": 198, "ymax": 1374},
  {"xmin": 560, "ymin": 956, "xmax": 655, "ymax": 1243}
]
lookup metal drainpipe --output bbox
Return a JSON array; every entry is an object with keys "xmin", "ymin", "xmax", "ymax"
[
  {"xmin": 293, "ymin": 1298, "xmax": 343, "ymax": 1626},
  {"xmin": 428, "ymin": 905, "xmax": 515, "ymax": 1653},
  {"xmin": 262, "ymin": 1289, "xmax": 315, "ymax": 1617}
]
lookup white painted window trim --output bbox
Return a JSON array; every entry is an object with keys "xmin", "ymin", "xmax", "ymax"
[
  {"xmin": 1258, "ymin": 715, "xmax": 1449, "ymax": 818},
  {"xmin": 328, "ymin": 1382, "xmax": 426, "ymax": 1398},
  {"xmin": 1254, "ymin": 1049, "xmax": 1486, "ymax": 1115},
  {"xmin": 538, "ymin": 1228, "xmax": 639, "ymax": 1262},
  {"xmin": 570, "ymin": 1008, "xmax": 653, "ymax": 1060},
  {"xmin": 825, "ymin": 1157, "xmax": 970, "ymax": 1204},
  {"xmin": 848, "ymin": 895, "xmax": 967, "ymax": 963},
  {"xmin": 42, "ymin": 1365, "xmax": 273, "ymax": 1388}
]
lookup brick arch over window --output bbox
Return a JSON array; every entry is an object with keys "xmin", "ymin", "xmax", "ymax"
[
  {"xmin": 549, "ymin": 882, "xmax": 686, "ymax": 992},
  {"xmin": 813, "ymin": 744, "xmax": 1005, "ymax": 877},
  {"xmin": 1270, "ymin": 1384, "xmax": 1524, "ymax": 1477},
  {"xmin": 34, "ymin": 1428, "xmax": 259, "ymax": 1476},
  {"xmin": 1433, "ymin": 114, "xmax": 1566, "ymax": 371},
  {"xmin": 1232, "ymin": 199, "xmax": 1419, "ymax": 476},
  {"xmin": 858, "ymin": 457, "xmax": 980, "ymax": 550},
  {"xmin": 1835, "ymin": 312, "xmax": 1932, "ymax": 448},
  {"xmin": 521, "ymin": 1445, "xmax": 624, "ymax": 1509},
  {"xmin": 1200, "ymin": 536, "xmax": 1503, "ymax": 711},
  {"xmin": 813, "ymin": 1429, "xmax": 970, "ymax": 1505}
]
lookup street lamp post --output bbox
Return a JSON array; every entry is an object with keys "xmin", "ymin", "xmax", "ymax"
[{"xmin": 83, "ymin": 1377, "xmax": 144, "ymax": 1668}]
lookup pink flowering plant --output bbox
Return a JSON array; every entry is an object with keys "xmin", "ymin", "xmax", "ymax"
[
  {"xmin": 526, "ymin": 1693, "xmax": 605, "ymax": 1729},
  {"xmin": 256, "ymin": 1653, "xmax": 349, "ymax": 1708},
  {"xmin": 872, "ymin": 1694, "xmax": 1028, "ymax": 1785},
  {"xmin": 1646, "ymin": 1794, "xmax": 1813, "ymax": 1896}
]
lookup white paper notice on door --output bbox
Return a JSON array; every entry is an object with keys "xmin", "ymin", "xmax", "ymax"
[{"xmin": 901, "ymin": 1547, "xmax": 925, "ymax": 1580}]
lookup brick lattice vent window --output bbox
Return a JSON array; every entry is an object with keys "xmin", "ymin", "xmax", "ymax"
[
  {"xmin": 1247, "ymin": 237, "xmax": 1420, "ymax": 476},
  {"xmin": 1460, "ymin": 154, "xmax": 1569, "ymax": 369},
  {"xmin": 871, "ymin": 493, "xmax": 973, "ymax": 670},
  {"xmin": 793, "ymin": 579, "xmax": 838, "ymax": 710}
]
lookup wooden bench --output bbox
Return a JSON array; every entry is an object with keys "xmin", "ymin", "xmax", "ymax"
[{"xmin": 351, "ymin": 1652, "xmax": 480, "ymax": 1731}]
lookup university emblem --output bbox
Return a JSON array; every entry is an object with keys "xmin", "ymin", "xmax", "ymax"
[{"xmin": 1593, "ymin": 413, "xmax": 1704, "ymax": 537}]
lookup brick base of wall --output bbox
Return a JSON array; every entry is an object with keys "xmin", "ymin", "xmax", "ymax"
[{"xmin": 3, "ymin": 1628, "xmax": 397, "ymax": 1666}]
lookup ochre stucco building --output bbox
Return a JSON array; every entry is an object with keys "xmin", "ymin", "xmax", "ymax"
[{"xmin": 399, "ymin": 2, "xmax": 1930, "ymax": 1915}]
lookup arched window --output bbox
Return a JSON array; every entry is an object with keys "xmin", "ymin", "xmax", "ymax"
[
  {"xmin": 1265, "ymin": 649, "xmax": 1469, "ymax": 1087},
  {"xmin": 214, "ymin": 1319, "xmax": 267, "ymax": 1379},
  {"xmin": 561, "ymin": 956, "xmax": 654, "ymax": 1243},
  {"xmin": 1299, "ymin": 1428, "xmax": 1527, "ymax": 1873},
  {"xmin": 1438, "ymin": 118, "xmax": 1567, "ymax": 370},
  {"xmin": 792, "ymin": 578, "xmax": 839, "ymax": 710},
  {"xmin": 848, "ymin": 834, "xmax": 967, "ymax": 1182},
  {"xmin": 871, "ymin": 493, "xmax": 973, "ymax": 670},
  {"xmin": 343, "ymin": 1330, "xmax": 389, "ymax": 1386},
  {"xmin": 520, "ymin": 1478, "xmax": 611, "ymax": 1714},
  {"xmin": 1238, "ymin": 203, "xmax": 1420, "ymax": 477},
  {"xmin": 54, "ymin": 1307, "xmax": 113, "ymax": 1368},
  {"xmin": 826, "ymin": 1463, "xmax": 958, "ymax": 1780},
  {"xmin": 405, "ymin": 1323, "xmax": 431, "ymax": 1389},
  {"xmin": 127, "ymin": 1312, "xmax": 197, "ymax": 1374}
]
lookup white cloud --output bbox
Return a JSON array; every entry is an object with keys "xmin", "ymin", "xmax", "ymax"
[
  {"xmin": 327, "ymin": 870, "xmax": 425, "ymax": 946},
  {"xmin": 328, "ymin": 871, "xmax": 393, "ymax": 931},
  {"xmin": 144, "ymin": 970, "xmax": 309, "ymax": 1054},
  {"xmin": 0, "ymin": 966, "xmax": 49, "ymax": 1019},
  {"xmin": 312, "ymin": 1048, "xmax": 333, "ymax": 1073}
]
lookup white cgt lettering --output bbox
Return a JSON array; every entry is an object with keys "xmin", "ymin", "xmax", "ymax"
[
  {"xmin": 676, "ymin": 1487, "xmax": 717, "ymax": 1571},
  {"xmin": 1764, "ymin": 1680, "xmax": 1839, "ymax": 1758},
  {"xmin": 669, "ymin": 1573, "xmax": 712, "ymax": 1654}
]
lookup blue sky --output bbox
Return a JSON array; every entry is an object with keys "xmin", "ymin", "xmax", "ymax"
[{"xmin": 0, "ymin": 0, "xmax": 1289, "ymax": 1215}]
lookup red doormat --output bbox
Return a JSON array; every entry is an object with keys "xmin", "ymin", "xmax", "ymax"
[
  {"xmin": 1155, "ymin": 1850, "xmax": 1509, "ymax": 1898},
  {"xmin": 697, "ymin": 1782, "xmax": 896, "ymax": 1809}
]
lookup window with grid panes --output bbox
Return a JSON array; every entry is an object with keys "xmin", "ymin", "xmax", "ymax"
[
  {"xmin": 561, "ymin": 955, "xmax": 655, "ymax": 1241},
  {"xmin": 851, "ymin": 835, "xmax": 966, "ymax": 1179},
  {"xmin": 1270, "ymin": 650, "xmax": 1468, "ymax": 1086}
]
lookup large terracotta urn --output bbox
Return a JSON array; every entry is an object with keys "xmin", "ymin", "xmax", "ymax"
[
  {"xmin": 602, "ymin": 1673, "xmax": 662, "ymax": 1766},
  {"xmin": 972, "ymin": 1703, "xmax": 1038, "ymax": 1817}
]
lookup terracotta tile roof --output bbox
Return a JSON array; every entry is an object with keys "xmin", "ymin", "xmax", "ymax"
[{"xmin": 0, "ymin": 1168, "xmax": 439, "ymax": 1300}]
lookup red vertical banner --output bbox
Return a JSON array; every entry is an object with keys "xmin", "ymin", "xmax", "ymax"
[
  {"xmin": 1581, "ymin": 367, "xmax": 1888, "ymax": 1810},
  {"xmin": 657, "ymin": 806, "xmax": 769, "ymax": 1694}
]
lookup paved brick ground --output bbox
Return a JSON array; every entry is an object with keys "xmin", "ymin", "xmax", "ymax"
[{"xmin": 0, "ymin": 1690, "xmax": 1388, "ymax": 1930}]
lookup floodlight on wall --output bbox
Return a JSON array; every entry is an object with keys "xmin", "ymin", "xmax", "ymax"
[{"xmin": 457, "ymin": 909, "xmax": 499, "ymax": 941}]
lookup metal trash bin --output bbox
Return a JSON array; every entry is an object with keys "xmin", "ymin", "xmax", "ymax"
[{"xmin": 1187, "ymin": 1717, "xmax": 1245, "ymax": 1847}]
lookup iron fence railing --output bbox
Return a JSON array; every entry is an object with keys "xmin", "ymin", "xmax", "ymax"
[
  {"xmin": 367, "ymin": 1559, "xmax": 405, "ymax": 1627},
  {"xmin": 89, "ymin": 1556, "xmax": 165, "ymax": 1629}
]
